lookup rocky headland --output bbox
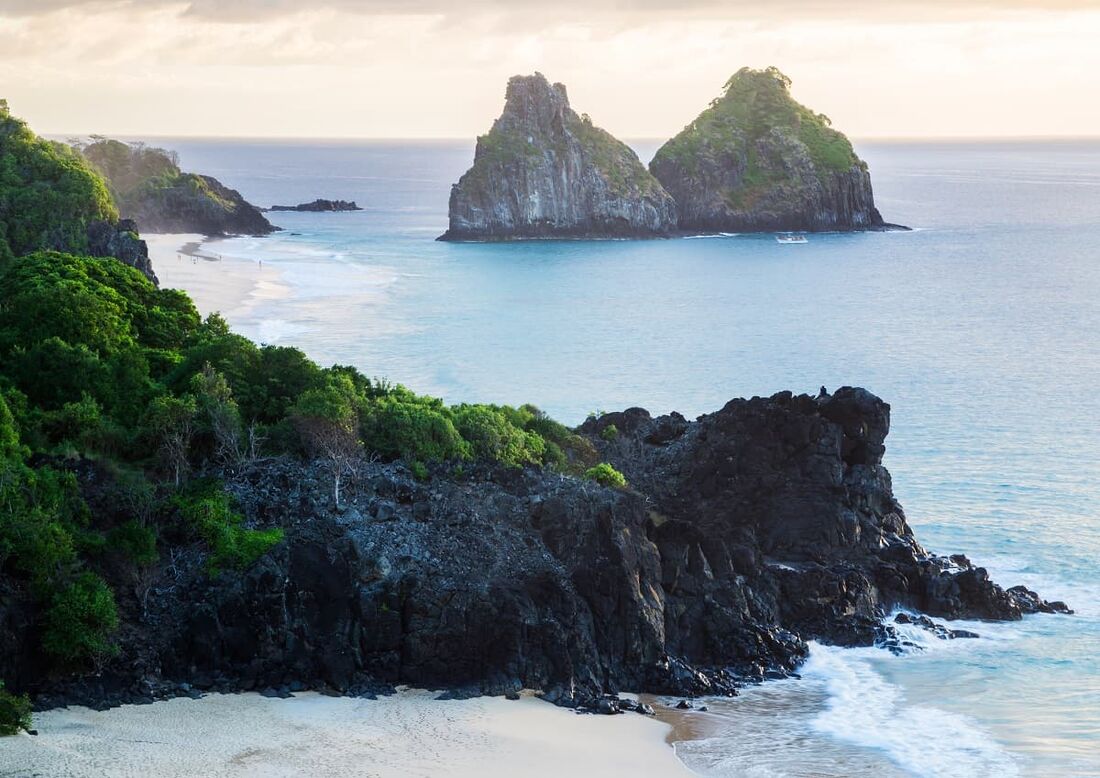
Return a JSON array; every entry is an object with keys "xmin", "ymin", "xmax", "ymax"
[
  {"xmin": 650, "ymin": 67, "xmax": 899, "ymax": 233},
  {"xmin": 78, "ymin": 139, "xmax": 277, "ymax": 237},
  {"xmin": 439, "ymin": 73, "xmax": 677, "ymax": 241},
  {"xmin": 267, "ymin": 198, "xmax": 362, "ymax": 212},
  {"xmin": 4, "ymin": 388, "xmax": 1068, "ymax": 713},
  {"xmin": 0, "ymin": 104, "xmax": 159, "ymax": 284}
]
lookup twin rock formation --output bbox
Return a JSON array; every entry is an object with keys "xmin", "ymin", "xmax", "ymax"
[{"xmin": 441, "ymin": 68, "xmax": 890, "ymax": 240}]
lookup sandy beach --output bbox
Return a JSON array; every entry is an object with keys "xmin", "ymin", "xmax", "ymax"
[
  {"xmin": 0, "ymin": 691, "xmax": 695, "ymax": 778},
  {"xmin": 146, "ymin": 233, "xmax": 289, "ymax": 321}
]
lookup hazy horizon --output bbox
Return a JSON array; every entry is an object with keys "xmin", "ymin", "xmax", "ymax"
[
  {"xmin": 42, "ymin": 132, "xmax": 1100, "ymax": 144},
  {"xmin": 5, "ymin": 1, "xmax": 1100, "ymax": 140}
]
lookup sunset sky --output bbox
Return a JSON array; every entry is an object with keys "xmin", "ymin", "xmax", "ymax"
[{"xmin": 2, "ymin": 0, "xmax": 1098, "ymax": 139}]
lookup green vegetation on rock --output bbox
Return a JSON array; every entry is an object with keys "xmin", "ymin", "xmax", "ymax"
[
  {"xmin": 0, "ymin": 101, "xmax": 603, "ymax": 688},
  {"xmin": 584, "ymin": 462, "xmax": 627, "ymax": 488},
  {"xmin": 0, "ymin": 681, "xmax": 32, "ymax": 736},
  {"xmin": 0, "ymin": 100, "xmax": 117, "ymax": 260},
  {"xmin": 655, "ymin": 67, "xmax": 860, "ymax": 185},
  {"xmin": 173, "ymin": 481, "xmax": 284, "ymax": 574},
  {"xmin": 76, "ymin": 136, "xmax": 273, "ymax": 236},
  {"xmin": 567, "ymin": 113, "xmax": 663, "ymax": 198}
]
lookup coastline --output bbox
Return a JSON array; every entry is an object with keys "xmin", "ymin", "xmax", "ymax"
[
  {"xmin": 145, "ymin": 233, "xmax": 290, "ymax": 321},
  {"xmin": 0, "ymin": 690, "xmax": 696, "ymax": 778}
]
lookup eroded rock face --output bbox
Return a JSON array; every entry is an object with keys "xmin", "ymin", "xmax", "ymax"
[
  {"xmin": 126, "ymin": 174, "xmax": 276, "ymax": 237},
  {"xmin": 440, "ymin": 74, "xmax": 677, "ymax": 240},
  {"xmin": 86, "ymin": 218, "xmax": 158, "ymax": 285},
  {"xmin": 79, "ymin": 139, "xmax": 277, "ymax": 238},
  {"xmin": 650, "ymin": 67, "xmax": 894, "ymax": 233},
  {"xmin": 8, "ymin": 389, "xmax": 1067, "ymax": 711}
]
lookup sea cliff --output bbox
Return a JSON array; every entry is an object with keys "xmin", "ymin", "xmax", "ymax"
[
  {"xmin": 79, "ymin": 139, "xmax": 277, "ymax": 237},
  {"xmin": 440, "ymin": 74, "xmax": 677, "ymax": 240},
  {"xmin": 650, "ymin": 67, "xmax": 894, "ymax": 233},
  {"xmin": 4, "ymin": 389, "xmax": 1067, "ymax": 712}
]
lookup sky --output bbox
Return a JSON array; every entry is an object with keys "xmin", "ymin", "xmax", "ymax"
[{"xmin": 1, "ymin": 0, "xmax": 1099, "ymax": 140}]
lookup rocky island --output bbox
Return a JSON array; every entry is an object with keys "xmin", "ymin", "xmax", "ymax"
[
  {"xmin": 651, "ymin": 67, "xmax": 897, "ymax": 233},
  {"xmin": 268, "ymin": 198, "xmax": 362, "ymax": 212},
  {"xmin": 439, "ymin": 73, "xmax": 677, "ymax": 240},
  {"xmin": 78, "ymin": 138, "xmax": 277, "ymax": 237}
]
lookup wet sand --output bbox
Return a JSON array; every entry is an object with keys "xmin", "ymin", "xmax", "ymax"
[{"xmin": 146, "ymin": 233, "xmax": 290, "ymax": 320}]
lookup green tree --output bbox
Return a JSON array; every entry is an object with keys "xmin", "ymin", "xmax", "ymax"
[
  {"xmin": 41, "ymin": 571, "xmax": 119, "ymax": 665},
  {"xmin": 451, "ymin": 404, "xmax": 544, "ymax": 467},
  {"xmin": 292, "ymin": 378, "xmax": 360, "ymax": 507},
  {"xmin": 0, "ymin": 103, "xmax": 117, "ymax": 258},
  {"xmin": 144, "ymin": 394, "xmax": 196, "ymax": 487},
  {"xmin": 190, "ymin": 364, "xmax": 242, "ymax": 465}
]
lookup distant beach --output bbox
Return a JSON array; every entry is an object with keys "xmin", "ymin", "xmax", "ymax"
[
  {"xmin": 1, "ymin": 690, "xmax": 695, "ymax": 778},
  {"xmin": 146, "ymin": 233, "xmax": 290, "ymax": 322}
]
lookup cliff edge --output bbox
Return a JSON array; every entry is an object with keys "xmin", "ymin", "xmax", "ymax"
[
  {"xmin": 79, "ymin": 139, "xmax": 277, "ymax": 238},
  {"xmin": 440, "ymin": 74, "xmax": 677, "ymax": 240},
  {"xmin": 650, "ymin": 67, "xmax": 897, "ymax": 233}
]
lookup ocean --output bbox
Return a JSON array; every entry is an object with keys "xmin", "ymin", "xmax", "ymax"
[{"xmin": 150, "ymin": 136, "xmax": 1100, "ymax": 777}]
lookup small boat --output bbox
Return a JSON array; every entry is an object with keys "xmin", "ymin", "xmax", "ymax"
[{"xmin": 776, "ymin": 234, "xmax": 808, "ymax": 244}]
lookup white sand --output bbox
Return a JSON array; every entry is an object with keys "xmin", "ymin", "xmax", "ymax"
[
  {"xmin": 145, "ymin": 233, "xmax": 289, "ymax": 320},
  {"xmin": 0, "ymin": 691, "xmax": 696, "ymax": 778}
]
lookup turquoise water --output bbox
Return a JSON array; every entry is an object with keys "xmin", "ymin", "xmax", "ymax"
[{"xmin": 157, "ymin": 137, "xmax": 1100, "ymax": 776}]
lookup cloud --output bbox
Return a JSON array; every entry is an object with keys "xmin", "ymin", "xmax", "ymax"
[{"xmin": 3, "ymin": 0, "xmax": 1100, "ymax": 23}]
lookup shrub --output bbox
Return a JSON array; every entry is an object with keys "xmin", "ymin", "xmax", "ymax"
[
  {"xmin": 451, "ymin": 404, "xmax": 544, "ymax": 467},
  {"xmin": 584, "ymin": 462, "xmax": 627, "ymax": 488},
  {"xmin": 0, "ymin": 681, "xmax": 32, "ymax": 736},
  {"xmin": 360, "ymin": 395, "xmax": 468, "ymax": 463},
  {"xmin": 41, "ymin": 572, "xmax": 120, "ymax": 664},
  {"xmin": 521, "ymin": 404, "xmax": 597, "ymax": 471},
  {"xmin": 107, "ymin": 520, "xmax": 157, "ymax": 566},
  {"xmin": 600, "ymin": 424, "xmax": 619, "ymax": 441},
  {"xmin": 174, "ymin": 482, "xmax": 283, "ymax": 574}
]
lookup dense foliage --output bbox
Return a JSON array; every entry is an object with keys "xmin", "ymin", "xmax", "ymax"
[
  {"xmin": 0, "ymin": 100, "xmax": 117, "ymax": 261},
  {"xmin": 0, "ymin": 103, "xmax": 594, "ymax": 697},
  {"xmin": 651, "ymin": 67, "xmax": 861, "ymax": 188},
  {"xmin": 0, "ymin": 681, "xmax": 32, "ymax": 735}
]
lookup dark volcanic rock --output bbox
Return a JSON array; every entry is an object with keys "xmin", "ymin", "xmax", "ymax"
[
  {"xmin": 268, "ymin": 199, "xmax": 362, "ymax": 212},
  {"xmin": 650, "ymin": 67, "xmax": 902, "ymax": 233},
  {"xmin": 3, "ymin": 389, "xmax": 1067, "ymax": 710},
  {"xmin": 126, "ymin": 173, "xmax": 277, "ymax": 237},
  {"xmin": 440, "ymin": 73, "xmax": 677, "ymax": 241},
  {"xmin": 86, "ymin": 218, "xmax": 158, "ymax": 285}
]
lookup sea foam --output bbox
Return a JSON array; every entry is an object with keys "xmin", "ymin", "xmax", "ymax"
[{"xmin": 803, "ymin": 642, "xmax": 1019, "ymax": 777}]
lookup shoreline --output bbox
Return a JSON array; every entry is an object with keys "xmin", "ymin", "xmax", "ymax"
[
  {"xmin": 146, "ymin": 233, "xmax": 290, "ymax": 321},
  {"xmin": 0, "ymin": 690, "xmax": 697, "ymax": 777}
]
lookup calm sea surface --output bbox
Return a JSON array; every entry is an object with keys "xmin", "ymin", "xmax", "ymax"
[{"xmin": 151, "ymin": 136, "xmax": 1100, "ymax": 777}]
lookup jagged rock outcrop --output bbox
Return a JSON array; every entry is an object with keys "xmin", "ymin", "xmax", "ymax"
[
  {"xmin": 268, "ymin": 199, "xmax": 362, "ymax": 212},
  {"xmin": 3, "ymin": 388, "xmax": 1068, "ymax": 711},
  {"xmin": 650, "ymin": 67, "xmax": 900, "ymax": 233},
  {"xmin": 86, "ymin": 218, "xmax": 158, "ymax": 285},
  {"xmin": 79, "ymin": 139, "xmax": 277, "ymax": 237},
  {"xmin": 440, "ymin": 74, "xmax": 677, "ymax": 240}
]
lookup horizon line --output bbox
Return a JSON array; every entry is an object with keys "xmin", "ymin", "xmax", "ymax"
[{"xmin": 44, "ymin": 132, "xmax": 1100, "ymax": 144}]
